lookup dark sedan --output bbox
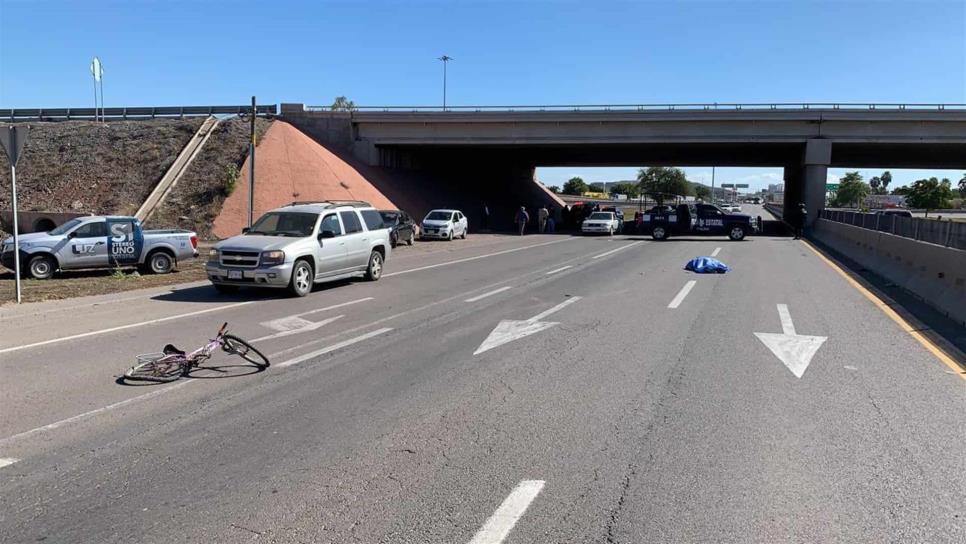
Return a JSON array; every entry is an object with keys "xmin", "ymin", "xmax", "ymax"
[{"xmin": 379, "ymin": 210, "xmax": 417, "ymax": 247}]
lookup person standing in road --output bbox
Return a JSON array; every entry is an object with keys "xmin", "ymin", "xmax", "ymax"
[
  {"xmin": 538, "ymin": 205, "xmax": 549, "ymax": 233},
  {"xmin": 794, "ymin": 202, "xmax": 807, "ymax": 239},
  {"xmin": 515, "ymin": 206, "xmax": 530, "ymax": 236}
]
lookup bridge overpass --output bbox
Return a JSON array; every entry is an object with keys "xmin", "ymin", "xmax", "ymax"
[{"xmin": 281, "ymin": 103, "xmax": 966, "ymax": 225}]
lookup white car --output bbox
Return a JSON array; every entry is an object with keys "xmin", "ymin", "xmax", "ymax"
[
  {"xmin": 582, "ymin": 211, "xmax": 620, "ymax": 235},
  {"xmin": 421, "ymin": 209, "xmax": 468, "ymax": 241}
]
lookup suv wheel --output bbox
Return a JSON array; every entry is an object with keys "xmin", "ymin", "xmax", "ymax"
[
  {"xmin": 407, "ymin": 230, "xmax": 415, "ymax": 245},
  {"xmin": 652, "ymin": 226, "xmax": 668, "ymax": 241},
  {"xmin": 728, "ymin": 225, "xmax": 747, "ymax": 241},
  {"xmin": 460, "ymin": 226, "xmax": 467, "ymax": 239},
  {"xmin": 28, "ymin": 254, "xmax": 56, "ymax": 280},
  {"xmin": 447, "ymin": 230, "xmax": 454, "ymax": 241},
  {"xmin": 288, "ymin": 260, "xmax": 313, "ymax": 297},
  {"xmin": 390, "ymin": 231, "xmax": 398, "ymax": 248},
  {"xmin": 365, "ymin": 251, "xmax": 383, "ymax": 281}
]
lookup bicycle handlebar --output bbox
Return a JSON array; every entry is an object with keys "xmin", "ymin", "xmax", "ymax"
[{"xmin": 217, "ymin": 322, "xmax": 228, "ymax": 336}]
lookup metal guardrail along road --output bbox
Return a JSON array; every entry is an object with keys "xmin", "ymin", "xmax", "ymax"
[
  {"xmin": 2, "ymin": 105, "xmax": 277, "ymax": 121},
  {"xmin": 305, "ymin": 102, "xmax": 966, "ymax": 113}
]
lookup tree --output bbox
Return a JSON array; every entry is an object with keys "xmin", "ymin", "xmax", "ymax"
[
  {"xmin": 880, "ymin": 171, "xmax": 892, "ymax": 193},
  {"xmin": 637, "ymin": 167, "xmax": 691, "ymax": 203},
  {"xmin": 869, "ymin": 176, "xmax": 881, "ymax": 194},
  {"xmin": 547, "ymin": 185, "xmax": 560, "ymax": 194},
  {"xmin": 694, "ymin": 185, "xmax": 711, "ymax": 200},
  {"xmin": 904, "ymin": 177, "xmax": 954, "ymax": 216},
  {"xmin": 330, "ymin": 96, "xmax": 357, "ymax": 112},
  {"xmin": 891, "ymin": 185, "xmax": 911, "ymax": 196},
  {"xmin": 831, "ymin": 171, "xmax": 870, "ymax": 207},
  {"xmin": 610, "ymin": 182, "xmax": 640, "ymax": 198},
  {"xmin": 588, "ymin": 182, "xmax": 606, "ymax": 193},
  {"xmin": 958, "ymin": 173, "xmax": 966, "ymax": 198},
  {"xmin": 562, "ymin": 176, "xmax": 588, "ymax": 195}
]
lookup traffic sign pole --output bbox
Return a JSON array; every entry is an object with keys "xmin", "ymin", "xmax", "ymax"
[
  {"xmin": 10, "ymin": 163, "xmax": 21, "ymax": 303},
  {"xmin": 1, "ymin": 125, "xmax": 29, "ymax": 303}
]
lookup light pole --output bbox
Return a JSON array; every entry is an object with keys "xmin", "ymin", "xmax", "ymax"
[
  {"xmin": 438, "ymin": 55, "xmax": 452, "ymax": 110},
  {"xmin": 710, "ymin": 166, "xmax": 716, "ymax": 204}
]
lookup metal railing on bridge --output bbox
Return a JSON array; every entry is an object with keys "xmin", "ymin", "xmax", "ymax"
[
  {"xmin": 305, "ymin": 102, "xmax": 966, "ymax": 113},
  {"xmin": 1, "ymin": 105, "xmax": 278, "ymax": 122},
  {"xmin": 821, "ymin": 209, "xmax": 966, "ymax": 251}
]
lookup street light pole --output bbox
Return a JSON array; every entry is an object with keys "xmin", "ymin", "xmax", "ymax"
[
  {"xmin": 438, "ymin": 55, "xmax": 452, "ymax": 110},
  {"xmin": 248, "ymin": 96, "xmax": 256, "ymax": 229},
  {"xmin": 711, "ymin": 166, "xmax": 716, "ymax": 204}
]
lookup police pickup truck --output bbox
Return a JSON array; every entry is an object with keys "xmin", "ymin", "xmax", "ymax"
[
  {"xmin": 642, "ymin": 203, "xmax": 758, "ymax": 241},
  {"xmin": 1, "ymin": 215, "xmax": 198, "ymax": 279}
]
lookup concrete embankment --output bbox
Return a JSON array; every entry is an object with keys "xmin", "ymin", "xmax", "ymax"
[{"xmin": 812, "ymin": 218, "xmax": 966, "ymax": 326}]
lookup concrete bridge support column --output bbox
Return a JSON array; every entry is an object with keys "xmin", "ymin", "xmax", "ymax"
[{"xmin": 802, "ymin": 139, "xmax": 831, "ymax": 226}]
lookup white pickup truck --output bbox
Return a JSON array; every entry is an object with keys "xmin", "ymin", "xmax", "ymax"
[{"xmin": 1, "ymin": 215, "xmax": 198, "ymax": 279}]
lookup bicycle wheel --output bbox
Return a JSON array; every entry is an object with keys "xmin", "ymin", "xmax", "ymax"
[
  {"xmin": 124, "ymin": 355, "xmax": 184, "ymax": 382},
  {"xmin": 222, "ymin": 334, "xmax": 270, "ymax": 368}
]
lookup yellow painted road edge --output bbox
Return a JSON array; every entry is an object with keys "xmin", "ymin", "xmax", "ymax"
[{"xmin": 802, "ymin": 239, "xmax": 966, "ymax": 382}]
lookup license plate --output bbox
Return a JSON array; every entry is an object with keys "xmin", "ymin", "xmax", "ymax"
[{"xmin": 228, "ymin": 270, "xmax": 242, "ymax": 280}]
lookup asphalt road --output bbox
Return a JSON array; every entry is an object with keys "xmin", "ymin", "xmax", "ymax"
[{"xmin": 1, "ymin": 232, "xmax": 964, "ymax": 543}]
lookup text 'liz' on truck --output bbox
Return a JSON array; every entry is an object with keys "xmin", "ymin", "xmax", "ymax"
[{"xmin": 1, "ymin": 216, "xmax": 198, "ymax": 279}]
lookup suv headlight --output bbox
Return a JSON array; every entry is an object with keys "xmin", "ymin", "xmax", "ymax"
[{"xmin": 261, "ymin": 250, "xmax": 285, "ymax": 266}]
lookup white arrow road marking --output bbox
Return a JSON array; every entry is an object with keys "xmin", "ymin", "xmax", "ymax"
[
  {"xmin": 0, "ymin": 457, "xmax": 20, "ymax": 469},
  {"xmin": 754, "ymin": 304, "xmax": 827, "ymax": 378},
  {"xmin": 468, "ymin": 480, "xmax": 545, "ymax": 544},
  {"xmin": 474, "ymin": 297, "xmax": 581, "ymax": 355},
  {"xmin": 251, "ymin": 315, "xmax": 344, "ymax": 343},
  {"xmin": 711, "ymin": 247, "xmax": 722, "ymax": 257}
]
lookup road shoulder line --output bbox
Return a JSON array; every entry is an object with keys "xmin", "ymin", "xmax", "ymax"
[{"xmin": 802, "ymin": 239, "xmax": 966, "ymax": 381}]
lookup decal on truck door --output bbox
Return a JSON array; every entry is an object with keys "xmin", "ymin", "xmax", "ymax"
[{"xmin": 107, "ymin": 219, "xmax": 143, "ymax": 266}]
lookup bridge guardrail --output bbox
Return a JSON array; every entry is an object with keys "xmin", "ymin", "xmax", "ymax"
[
  {"xmin": 821, "ymin": 209, "xmax": 966, "ymax": 251},
  {"xmin": 1, "ymin": 105, "xmax": 277, "ymax": 121},
  {"xmin": 305, "ymin": 102, "xmax": 966, "ymax": 113}
]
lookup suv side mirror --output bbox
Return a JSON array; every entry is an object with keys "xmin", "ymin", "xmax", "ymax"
[
  {"xmin": 67, "ymin": 231, "xmax": 76, "ymax": 239},
  {"xmin": 241, "ymin": 227, "xmax": 250, "ymax": 234},
  {"xmin": 319, "ymin": 230, "xmax": 336, "ymax": 239}
]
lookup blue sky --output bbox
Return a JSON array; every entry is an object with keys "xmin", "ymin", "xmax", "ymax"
[{"xmin": 2, "ymin": 0, "xmax": 964, "ymax": 188}]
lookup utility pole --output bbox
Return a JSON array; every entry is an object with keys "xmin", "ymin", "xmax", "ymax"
[
  {"xmin": 248, "ymin": 96, "xmax": 256, "ymax": 228},
  {"xmin": 438, "ymin": 55, "xmax": 452, "ymax": 110},
  {"xmin": 711, "ymin": 166, "xmax": 716, "ymax": 204}
]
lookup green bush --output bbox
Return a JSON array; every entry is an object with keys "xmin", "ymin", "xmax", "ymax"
[{"xmin": 224, "ymin": 163, "xmax": 239, "ymax": 196}]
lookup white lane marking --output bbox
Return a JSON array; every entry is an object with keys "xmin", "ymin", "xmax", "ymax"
[
  {"xmin": 474, "ymin": 297, "xmax": 582, "ymax": 355},
  {"xmin": 251, "ymin": 315, "xmax": 344, "ymax": 343},
  {"xmin": 263, "ymin": 315, "xmax": 315, "ymax": 332},
  {"xmin": 295, "ymin": 297, "xmax": 373, "ymax": 318},
  {"xmin": 592, "ymin": 241, "xmax": 644, "ymax": 259},
  {"xmin": 384, "ymin": 238, "xmax": 572, "ymax": 277},
  {"xmin": 0, "ymin": 380, "xmax": 194, "ymax": 446},
  {"xmin": 275, "ymin": 328, "xmax": 394, "ymax": 368},
  {"xmin": 545, "ymin": 265, "xmax": 572, "ymax": 275},
  {"xmin": 465, "ymin": 286, "xmax": 513, "ymax": 303},
  {"xmin": 777, "ymin": 303, "xmax": 796, "ymax": 335},
  {"xmin": 528, "ymin": 297, "xmax": 581, "ymax": 322},
  {"xmin": 0, "ymin": 302, "xmax": 255, "ymax": 356},
  {"xmin": 468, "ymin": 480, "xmax": 545, "ymax": 544},
  {"xmin": 0, "ymin": 457, "xmax": 20, "ymax": 469},
  {"xmin": 667, "ymin": 280, "xmax": 697, "ymax": 309},
  {"xmin": 710, "ymin": 247, "xmax": 722, "ymax": 257}
]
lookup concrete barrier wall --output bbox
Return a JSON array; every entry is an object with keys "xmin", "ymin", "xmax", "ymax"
[{"xmin": 812, "ymin": 218, "xmax": 966, "ymax": 326}]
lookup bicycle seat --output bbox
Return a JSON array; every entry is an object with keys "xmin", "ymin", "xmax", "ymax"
[{"xmin": 162, "ymin": 344, "xmax": 186, "ymax": 356}]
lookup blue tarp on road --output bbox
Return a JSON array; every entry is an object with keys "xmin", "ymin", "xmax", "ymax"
[{"xmin": 685, "ymin": 257, "xmax": 731, "ymax": 274}]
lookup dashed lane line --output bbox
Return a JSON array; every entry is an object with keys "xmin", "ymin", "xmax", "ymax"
[
  {"xmin": 468, "ymin": 480, "xmax": 546, "ymax": 544},
  {"xmin": 465, "ymin": 286, "xmax": 513, "ymax": 303},
  {"xmin": 592, "ymin": 241, "xmax": 644, "ymax": 259},
  {"xmin": 668, "ymin": 280, "xmax": 697, "ymax": 309},
  {"xmin": 544, "ymin": 265, "xmax": 572, "ymax": 275}
]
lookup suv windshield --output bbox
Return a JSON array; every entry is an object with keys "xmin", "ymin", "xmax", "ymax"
[
  {"xmin": 248, "ymin": 212, "xmax": 319, "ymax": 237},
  {"xmin": 379, "ymin": 211, "xmax": 400, "ymax": 224},
  {"xmin": 425, "ymin": 211, "xmax": 452, "ymax": 221},
  {"xmin": 48, "ymin": 218, "xmax": 84, "ymax": 235},
  {"xmin": 589, "ymin": 212, "xmax": 612, "ymax": 220}
]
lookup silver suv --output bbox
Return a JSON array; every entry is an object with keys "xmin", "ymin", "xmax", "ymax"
[{"xmin": 207, "ymin": 201, "xmax": 391, "ymax": 297}]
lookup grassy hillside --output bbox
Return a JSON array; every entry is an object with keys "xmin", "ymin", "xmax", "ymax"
[
  {"xmin": 145, "ymin": 117, "xmax": 272, "ymax": 239},
  {"xmin": 0, "ymin": 119, "xmax": 204, "ymax": 216}
]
